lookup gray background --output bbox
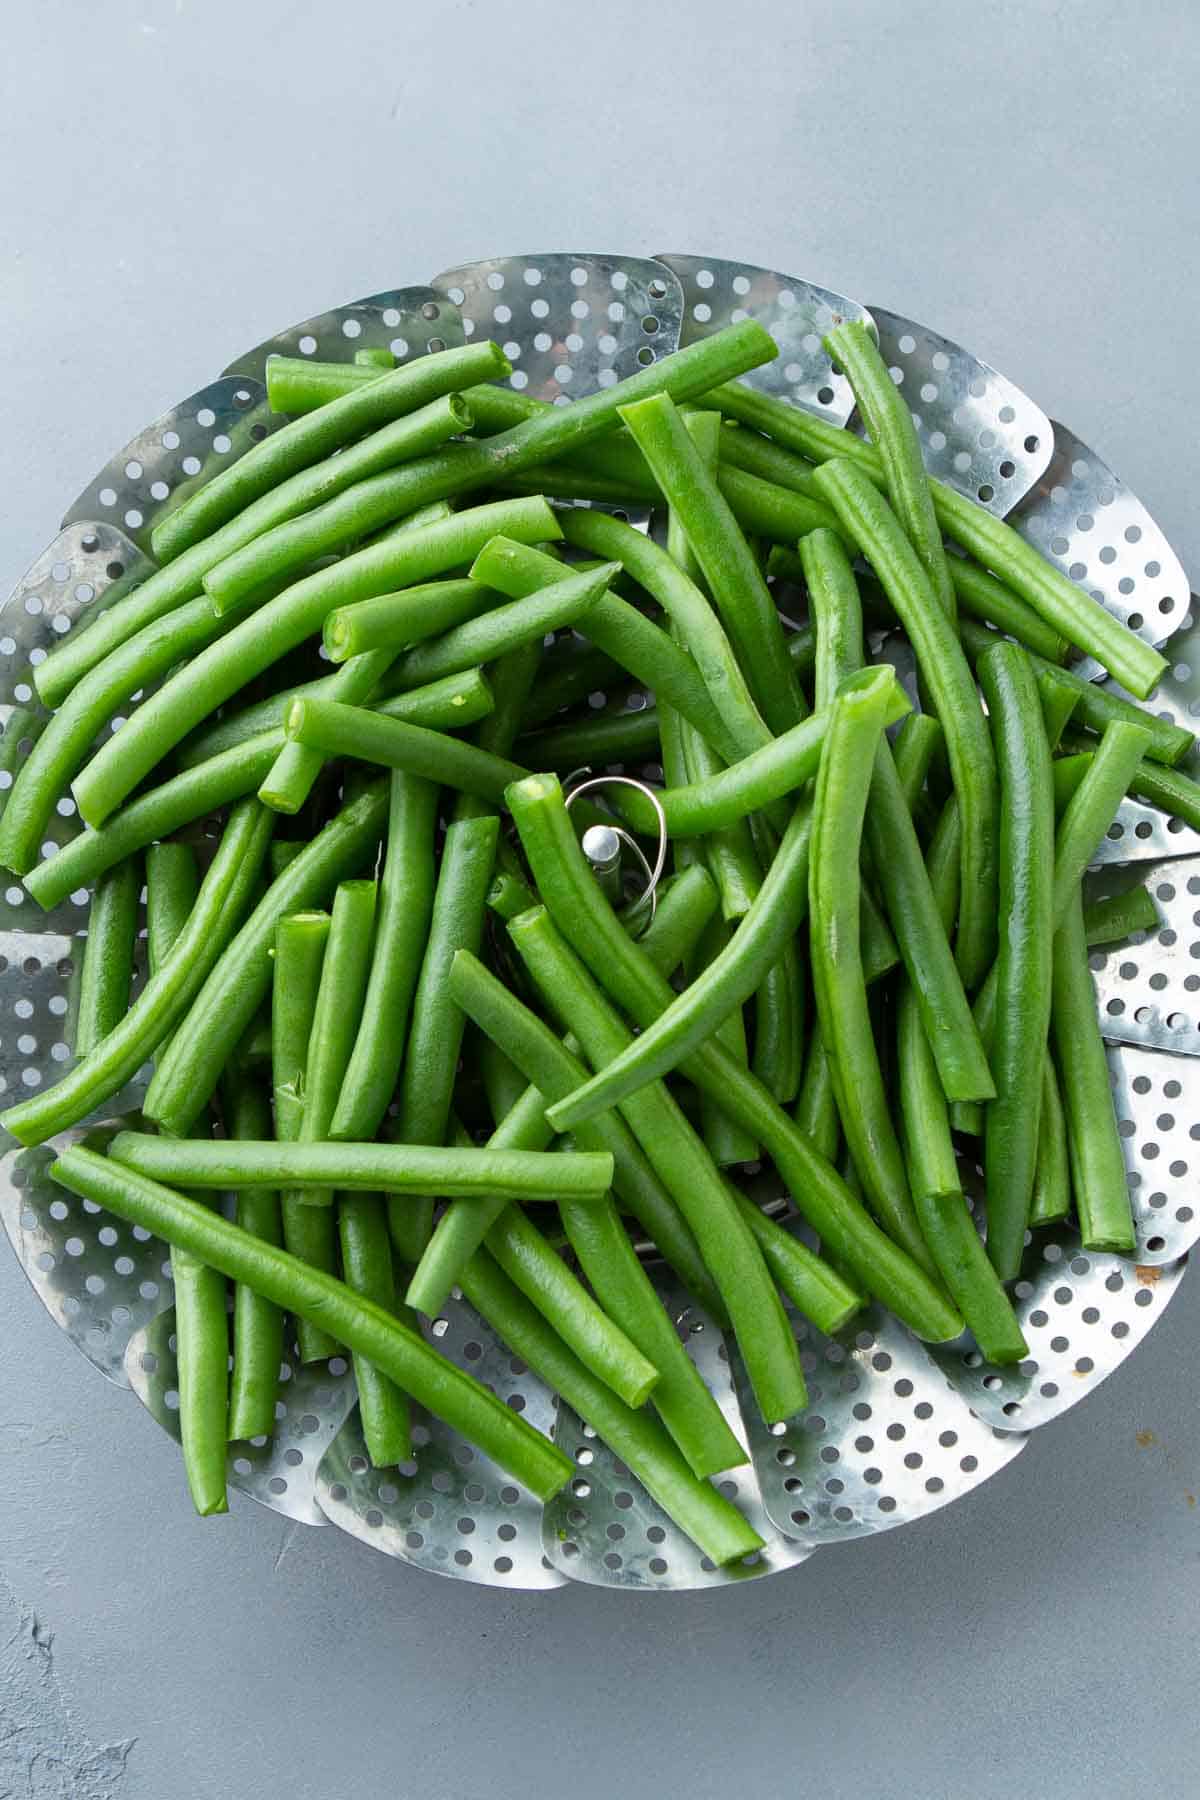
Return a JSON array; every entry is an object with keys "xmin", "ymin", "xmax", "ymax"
[{"xmin": 2, "ymin": 2, "xmax": 1198, "ymax": 1795}]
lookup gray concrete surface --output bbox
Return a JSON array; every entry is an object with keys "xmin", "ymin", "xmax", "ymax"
[{"xmin": 2, "ymin": 3, "xmax": 1198, "ymax": 1795}]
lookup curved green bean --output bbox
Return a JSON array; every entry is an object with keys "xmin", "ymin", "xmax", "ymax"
[
  {"xmin": 827, "ymin": 320, "xmax": 956, "ymax": 619},
  {"xmin": 948, "ymin": 560, "xmax": 1069, "ymax": 664},
  {"xmin": 812, "ymin": 457, "xmax": 998, "ymax": 989},
  {"xmin": 729, "ymin": 1187, "xmax": 863, "ymax": 1335},
  {"xmin": 505, "ymin": 773, "xmax": 964, "ymax": 1342},
  {"xmin": 271, "ymin": 909, "xmax": 336, "ymax": 1360},
  {"xmin": 800, "ymin": 528, "xmax": 865, "ymax": 708},
  {"xmin": 152, "ymin": 344, "xmax": 508, "ymax": 563},
  {"xmin": 339, "ymin": 1192, "xmax": 414, "ymax": 1466},
  {"xmin": 1030, "ymin": 1058, "xmax": 1071, "ymax": 1228},
  {"xmin": 1051, "ymin": 722, "xmax": 1152, "ymax": 919},
  {"xmin": 977, "ymin": 643, "xmax": 1055, "ymax": 1279},
  {"xmin": 1, "ymin": 799, "xmax": 272, "ymax": 1146},
  {"xmin": 52, "ymin": 1146, "xmax": 572, "ymax": 1500},
  {"xmin": 391, "ymin": 564, "xmax": 616, "ymax": 691},
  {"xmin": 323, "ymin": 579, "xmax": 493, "ymax": 664},
  {"xmin": 509, "ymin": 904, "xmax": 808, "ymax": 1424},
  {"xmin": 73, "ymin": 857, "xmax": 140, "ymax": 1055},
  {"xmin": 144, "ymin": 781, "xmax": 389, "ymax": 1135},
  {"xmin": 222, "ymin": 1072, "xmax": 286, "ymax": 1442}
]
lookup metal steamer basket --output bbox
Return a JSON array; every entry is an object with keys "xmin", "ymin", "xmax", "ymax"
[{"xmin": 1, "ymin": 254, "xmax": 1195, "ymax": 1593}]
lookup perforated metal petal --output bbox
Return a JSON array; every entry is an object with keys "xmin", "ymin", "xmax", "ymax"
[
  {"xmin": 655, "ymin": 254, "xmax": 868, "ymax": 424},
  {"xmin": 734, "ymin": 1302, "xmax": 1026, "ymax": 1547},
  {"xmin": 222, "ymin": 286, "xmax": 465, "ymax": 385},
  {"xmin": 1086, "ymin": 610, "xmax": 1200, "ymax": 860},
  {"xmin": 60, "ymin": 378, "xmax": 280, "ymax": 554},
  {"xmin": 125, "ymin": 1309, "xmax": 354, "ymax": 1525},
  {"xmin": 0, "ymin": 1134, "xmax": 166, "ymax": 1382},
  {"xmin": 931, "ymin": 1221, "xmax": 1185, "ymax": 1433},
  {"xmin": 432, "ymin": 254, "xmax": 682, "ymax": 405},
  {"xmin": 1011, "ymin": 420, "xmax": 1191, "ymax": 676},
  {"xmin": 864, "ymin": 308, "xmax": 1053, "ymax": 515},
  {"xmin": 1092, "ymin": 794, "xmax": 1200, "ymax": 865},
  {"xmin": 314, "ymin": 1290, "xmax": 564, "ymax": 1588},
  {"xmin": 542, "ymin": 1275, "xmax": 810, "ymax": 1591},
  {"xmin": 1090, "ymin": 857, "xmax": 1200, "ymax": 1053},
  {"xmin": 1108, "ymin": 1042, "xmax": 1200, "ymax": 1262}
]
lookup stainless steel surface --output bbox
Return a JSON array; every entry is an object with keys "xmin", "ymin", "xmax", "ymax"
[
  {"xmin": 222, "ymin": 285, "xmax": 464, "ymax": 383},
  {"xmin": 866, "ymin": 307, "xmax": 1053, "ymax": 515},
  {"xmin": 0, "ymin": 252, "xmax": 1194, "ymax": 1594},
  {"xmin": 656, "ymin": 254, "xmax": 870, "ymax": 424},
  {"xmin": 1090, "ymin": 857, "xmax": 1200, "ymax": 1053},
  {"xmin": 315, "ymin": 1290, "xmax": 565, "ymax": 1589},
  {"xmin": 125, "ymin": 1307, "xmax": 355, "ymax": 1526},
  {"xmin": 542, "ymin": 1273, "xmax": 813, "ymax": 1590}
]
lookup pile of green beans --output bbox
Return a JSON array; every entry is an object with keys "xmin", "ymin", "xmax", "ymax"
[{"xmin": 7, "ymin": 314, "xmax": 1181, "ymax": 1551}]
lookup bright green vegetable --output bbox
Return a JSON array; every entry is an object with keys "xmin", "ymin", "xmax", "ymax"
[
  {"xmin": 1050, "ymin": 723, "xmax": 1152, "ymax": 920},
  {"xmin": 1030, "ymin": 1059, "xmax": 1071, "ymax": 1228},
  {"xmin": 271, "ymin": 910, "xmax": 335, "ymax": 1361},
  {"xmin": 109, "ymin": 1131, "xmax": 613, "ymax": 1200},
  {"xmin": 73, "ymin": 857, "xmax": 140, "ymax": 1055},
  {"xmin": 1081, "ymin": 885, "xmax": 1160, "ymax": 945},
  {"xmin": 948, "ymin": 561, "xmax": 1069, "ymax": 664},
  {"xmin": 387, "ymin": 813, "xmax": 500, "ymax": 1261},
  {"xmin": 223, "ymin": 1072, "xmax": 286, "ymax": 1442},
  {"xmin": 151, "ymin": 344, "xmax": 509, "ymax": 563},
  {"xmin": 827, "ymin": 320, "xmax": 956, "ymax": 620},
  {"xmin": 517, "ymin": 704, "xmax": 660, "ymax": 772},
  {"xmin": 977, "ymin": 643, "xmax": 1055, "ymax": 1280},
  {"xmin": 507, "ymin": 904, "xmax": 808, "ymax": 1424},
  {"xmin": 1051, "ymin": 890, "xmax": 1136, "ymax": 1252},
  {"xmin": 51, "ymin": 1146, "xmax": 572, "ymax": 1501},
  {"xmin": 339, "ymin": 1192, "xmax": 414, "ymax": 1466},
  {"xmin": 812, "ymin": 457, "xmax": 998, "ymax": 990},
  {"xmin": 144, "ymin": 781, "xmax": 389, "ymax": 1135},
  {"xmin": 323, "ymin": 580, "xmax": 495, "ymax": 664},
  {"xmin": 72, "ymin": 499, "xmax": 560, "ymax": 829},
  {"xmin": 390, "ymin": 563, "xmax": 617, "ymax": 691},
  {"xmin": 1, "ymin": 799, "xmax": 273, "ymax": 1146}
]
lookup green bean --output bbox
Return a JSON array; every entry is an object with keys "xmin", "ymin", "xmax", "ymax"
[
  {"xmin": 457, "ymin": 1248, "xmax": 760, "ymax": 1562},
  {"xmin": 257, "ymin": 647, "xmax": 400, "ymax": 817},
  {"xmin": 700, "ymin": 380, "xmax": 1168, "ymax": 697},
  {"xmin": 635, "ymin": 863, "xmax": 720, "ymax": 977},
  {"xmin": 222, "ymin": 1072, "xmax": 286, "ymax": 1442},
  {"xmin": 808, "ymin": 672, "xmax": 932, "ymax": 1268},
  {"xmin": 0, "ymin": 708, "xmax": 45, "ymax": 822},
  {"xmin": 339, "ymin": 1192, "xmax": 414, "ymax": 1466},
  {"xmin": 1, "ymin": 799, "xmax": 272, "ymax": 1146},
  {"xmin": 354, "ymin": 347, "xmax": 396, "ymax": 369},
  {"xmin": 442, "ymin": 947, "xmax": 720, "ymax": 1318},
  {"xmin": 270, "ymin": 910, "xmax": 336, "ymax": 1360},
  {"xmin": 715, "ymin": 420, "xmax": 820, "ymax": 495},
  {"xmin": 977, "ymin": 643, "xmax": 1055, "ymax": 1279},
  {"xmin": 687, "ymin": 914, "xmax": 759, "ymax": 1166},
  {"xmin": 1081, "ymin": 884, "xmax": 1160, "ymax": 945},
  {"xmin": 508, "ymin": 905, "xmax": 807, "ymax": 1424},
  {"xmin": 73, "ymin": 857, "xmax": 140, "ymax": 1055},
  {"xmin": 487, "ymin": 868, "xmax": 539, "ymax": 924},
  {"xmin": 267, "ymin": 356, "xmax": 381, "ymax": 411},
  {"xmin": 208, "ymin": 321, "xmax": 778, "ymax": 612},
  {"xmin": 487, "ymin": 1206, "xmax": 660, "ymax": 1409},
  {"xmin": 866, "ymin": 730, "xmax": 995, "ymax": 1102},
  {"xmin": 1030, "ymin": 1058, "xmax": 1071, "ymax": 1227},
  {"xmin": 71, "ymin": 501, "xmax": 560, "ymax": 830},
  {"xmin": 812, "ymin": 457, "xmax": 998, "ymax": 989},
  {"xmin": 793, "ymin": 1032, "xmax": 839, "ymax": 1165},
  {"xmin": 556, "ymin": 1191, "xmax": 746, "ymax": 1475},
  {"xmin": 547, "ymin": 800, "xmax": 813, "ymax": 1129},
  {"xmin": 517, "ymin": 703, "xmax": 660, "ymax": 772},
  {"xmin": 507, "ymin": 772, "xmax": 963, "ymax": 1340},
  {"xmin": 144, "ymin": 781, "xmax": 388, "ymax": 1134},
  {"xmin": 715, "ymin": 466, "xmax": 852, "ymax": 553},
  {"xmin": 948, "ymin": 561, "xmax": 1070, "ymax": 664},
  {"xmin": 1051, "ymin": 722, "xmax": 1152, "ymax": 919},
  {"xmin": 1052, "ymin": 889, "xmax": 1136, "ymax": 1251},
  {"xmin": 282, "ymin": 697, "xmax": 515, "ymax": 802},
  {"xmin": 145, "ymin": 842, "xmax": 199, "ymax": 965},
  {"xmin": 387, "ymin": 814, "xmax": 500, "ymax": 1261},
  {"xmin": 800, "ymin": 529, "xmax": 865, "ymax": 708},
  {"xmin": 151, "ymin": 345, "xmax": 508, "ymax": 563},
  {"xmin": 33, "ymin": 403, "xmax": 469, "ymax": 714},
  {"xmin": 323, "ymin": 580, "xmax": 492, "ymax": 664},
  {"xmin": 958, "ymin": 620, "xmax": 1191, "ymax": 766},
  {"xmin": 0, "ymin": 585, "xmax": 258, "ymax": 876},
  {"xmin": 1126, "ymin": 755, "xmax": 1200, "ymax": 832},
  {"xmin": 391, "ymin": 564, "xmax": 616, "ymax": 691},
  {"xmin": 891, "ymin": 712, "xmax": 944, "ymax": 809},
  {"xmin": 52, "ymin": 1146, "xmax": 572, "ymax": 1500},
  {"xmin": 1039, "ymin": 668, "xmax": 1081, "ymax": 752},
  {"xmin": 729, "ymin": 1188, "xmax": 862, "ymax": 1334},
  {"xmin": 618, "ymin": 393, "xmax": 805, "ymax": 734},
  {"xmin": 914, "ymin": 1192, "xmax": 1028, "ymax": 1364},
  {"xmin": 467, "ymin": 535, "xmax": 737, "ymax": 760},
  {"xmin": 827, "ymin": 320, "xmax": 956, "ymax": 620},
  {"xmin": 330, "ymin": 774, "xmax": 438, "ymax": 1140},
  {"xmin": 109, "ymin": 1131, "xmax": 613, "ymax": 1200},
  {"xmin": 285, "ymin": 882, "xmax": 378, "ymax": 1355}
]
